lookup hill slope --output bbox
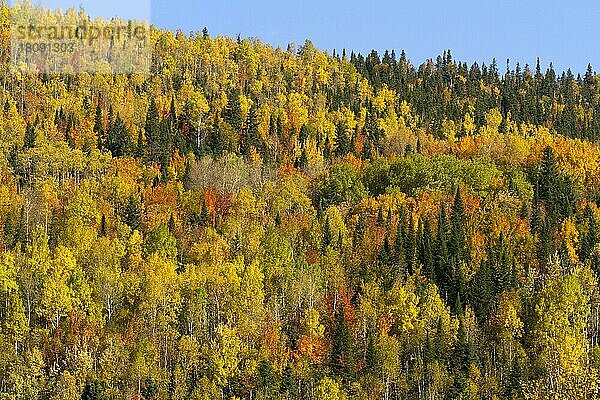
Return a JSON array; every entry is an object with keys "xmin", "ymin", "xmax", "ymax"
[{"xmin": 1, "ymin": 2, "xmax": 600, "ymax": 399}]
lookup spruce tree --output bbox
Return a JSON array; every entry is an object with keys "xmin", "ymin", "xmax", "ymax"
[
  {"xmin": 449, "ymin": 319, "xmax": 478, "ymax": 397},
  {"xmin": 145, "ymin": 98, "xmax": 161, "ymax": 164},
  {"xmin": 257, "ymin": 359, "xmax": 277, "ymax": 398},
  {"xmin": 158, "ymin": 120, "xmax": 172, "ymax": 181},
  {"xmin": 353, "ymin": 213, "xmax": 366, "ymax": 248},
  {"xmin": 136, "ymin": 130, "xmax": 144, "ymax": 158},
  {"xmin": 330, "ymin": 306, "xmax": 353, "ymax": 380},
  {"xmin": 241, "ymin": 103, "xmax": 263, "ymax": 156},
  {"xmin": 299, "ymin": 146, "xmax": 308, "ymax": 169},
  {"xmin": 65, "ymin": 122, "xmax": 75, "ymax": 149},
  {"xmin": 208, "ymin": 114, "xmax": 224, "ymax": 157},
  {"xmin": 124, "ymin": 195, "xmax": 141, "ymax": 230},
  {"xmin": 538, "ymin": 146, "xmax": 558, "ymax": 207},
  {"xmin": 170, "ymin": 95, "xmax": 186, "ymax": 154},
  {"xmin": 223, "ymin": 88, "xmax": 243, "ymax": 132},
  {"xmin": 276, "ymin": 116, "xmax": 284, "ymax": 145},
  {"xmin": 494, "ymin": 232, "xmax": 513, "ymax": 292},
  {"xmin": 393, "ymin": 218, "xmax": 405, "ymax": 267},
  {"xmin": 471, "ymin": 259, "xmax": 493, "ymax": 321},
  {"xmin": 106, "ymin": 113, "xmax": 131, "ymax": 157},
  {"xmin": 94, "ymin": 101, "xmax": 104, "ymax": 149},
  {"xmin": 449, "ymin": 187, "xmax": 468, "ymax": 265},
  {"xmin": 404, "ymin": 214, "xmax": 416, "ymax": 274},
  {"xmin": 503, "ymin": 359, "xmax": 524, "ymax": 399},
  {"xmin": 168, "ymin": 213, "xmax": 176, "ymax": 233},
  {"xmin": 335, "ymin": 122, "xmax": 350, "ymax": 157},
  {"xmin": 15, "ymin": 206, "xmax": 26, "ymax": 248},
  {"xmin": 361, "ymin": 137, "xmax": 373, "ymax": 160},
  {"xmin": 323, "ymin": 135, "xmax": 332, "ymax": 162},
  {"xmin": 200, "ymin": 199, "xmax": 210, "ymax": 227},
  {"xmin": 23, "ymin": 120, "xmax": 36, "ymax": 148},
  {"xmin": 581, "ymin": 204, "xmax": 598, "ymax": 261},
  {"xmin": 322, "ymin": 216, "xmax": 333, "ymax": 250},
  {"xmin": 435, "ymin": 204, "xmax": 451, "ymax": 297},
  {"xmin": 365, "ymin": 329, "xmax": 377, "ymax": 374},
  {"xmin": 274, "ymin": 212, "xmax": 281, "ymax": 226},
  {"xmin": 379, "ymin": 235, "xmax": 392, "ymax": 266},
  {"xmin": 3, "ymin": 209, "xmax": 14, "ymax": 248},
  {"xmin": 280, "ymin": 364, "xmax": 295, "ymax": 396},
  {"xmin": 99, "ymin": 214, "xmax": 106, "ymax": 237},
  {"xmin": 420, "ymin": 218, "xmax": 435, "ymax": 280},
  {"xmin": 299, "ymin": 124, "xmax": 309, "ymax": 144},
  {"xmin": 377, "ymin": 205, "xmax": 385, "ymax": 226},
  {"xmin": 81, "ymin": 380, "xmax": 102, "ymax": 400}
]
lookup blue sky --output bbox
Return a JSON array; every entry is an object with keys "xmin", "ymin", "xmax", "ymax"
[{"xmin": 19, "ymin": 0, "xmax": 600, "ymax": 74}]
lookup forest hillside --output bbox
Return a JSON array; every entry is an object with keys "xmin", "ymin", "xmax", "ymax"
[{"xmin": 1, "ymin": 2, "xmax": 600, "ymax": 399}]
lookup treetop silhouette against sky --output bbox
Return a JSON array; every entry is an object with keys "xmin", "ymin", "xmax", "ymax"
[{"xmin": 31, "ymin": 0, "xmax": 600, "ymax": 73}]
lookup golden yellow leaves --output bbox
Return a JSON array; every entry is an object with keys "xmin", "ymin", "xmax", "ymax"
[{"xmin": 287, "ymin": 92, "xmax": 309, "ymax": 133}]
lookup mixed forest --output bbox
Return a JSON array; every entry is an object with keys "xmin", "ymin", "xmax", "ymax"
[{"xmin": 3, "ymin": 2, "xmax": 600, "ymax": 399}]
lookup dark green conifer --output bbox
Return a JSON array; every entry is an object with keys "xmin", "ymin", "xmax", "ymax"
[{"xmin": 330, "ymin": 306, "xmax": 354, "ymax": 380}]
